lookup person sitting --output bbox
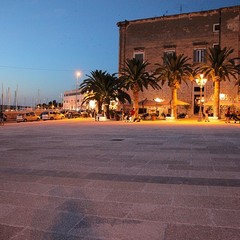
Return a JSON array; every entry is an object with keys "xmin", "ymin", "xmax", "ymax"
[
  {"xmin": 225, "ymin": 107, "xmax": 231, "ymax": 123},
  {"xmin": 133, "ymin": 116, "xmax": 141, "ymax": 122},
  {"xmin": 124, "ymin": 112, "xmax": 130, "ymax": 122},
  {"xmin": 232, "ymin": 111, "xmax": 240, "ymax": 123}
]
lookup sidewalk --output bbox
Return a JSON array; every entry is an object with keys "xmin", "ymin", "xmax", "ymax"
[{"xmin": 0, "ymin": 120, "xmax": 239, "ymax": 239}]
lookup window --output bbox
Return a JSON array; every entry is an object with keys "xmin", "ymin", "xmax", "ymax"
[
  {"xmin": 194, "ymin": 87, "xmax": 205, "ymax": 92},
  {"xmin": 233, "ymin": 58, "xmax": 240, "ymax": 67},
  {"xmin": 163, "ymin": 51, "xmax": 175, "ymax": 64},
  {"xmin": 134, "ymin": 52, "xmax": 144, "ymax": 62},
  {"xmin": 193, "ymin": 49, "xmax": 206, "ymax": 63},
  {"xmin": 213, "ymin": 23, "xmax": 220, "ymax": 33}
]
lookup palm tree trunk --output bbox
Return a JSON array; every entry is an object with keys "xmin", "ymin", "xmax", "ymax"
[
  {"xmin": 132, "ymin": 90, "xmax": 139, "ymax": 118},
  {"xmin": 97, "ymin": 101, "xmax": 102, "ymax": 114},
  {"xmin": 213, "ymin": 80, "xmax": 220, "ymax": 119},
  {"xmin": 105, "ymin": 99, "xmax": 110, "ymax": 119},
  {"xmin": 171, "ymin": 87, "xmax": 177, "ymax": 118}
]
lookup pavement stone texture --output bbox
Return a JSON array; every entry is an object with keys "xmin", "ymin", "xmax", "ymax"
[{"xmin": 0, "ymin": 119, "xmax": 239, "ymax": 240}]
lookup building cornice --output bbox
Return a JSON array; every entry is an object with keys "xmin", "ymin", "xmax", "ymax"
[{"xmin": 117, "ymin": 5, "xmax": 240, "ymax": 27}]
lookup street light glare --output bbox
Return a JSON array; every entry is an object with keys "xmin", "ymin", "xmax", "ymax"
[
  {"xmin": 76, "ymin": 71, "xmax": 81, "ymax": 78},
  {"xmin": 195, "ymin": 74, "xmax": 207, "ymax": 87},
  {"xmin": 154, "ymin": 97, "xmax": 164, "ymax": 102}
]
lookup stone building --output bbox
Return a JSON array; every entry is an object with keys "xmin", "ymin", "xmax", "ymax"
[{"xmin": 117, "ymin": 5, "xmax": 240, "ymax": 118}]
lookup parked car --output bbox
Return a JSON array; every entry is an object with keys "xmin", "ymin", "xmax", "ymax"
[
  {"xmin": 60, "ymin": 110, "xmax": 69, "ymax": 117},
  {"xmin": 41, "ymin": 111, "xmax": 65, "ymax": 120},
  {"xmin": 39, "ymin": 111, "xmax": 47, "ymax": 120},
  {"xmin": 67, "ymin": 110, "xmax": 81, "ymax": 118},
  {"xmin": 80, "ymin": 110, "xmax": 89, "ymax": 118},
  {"xmin": 16, "ymin": 112, "xmax": 40, "ymax": 122},
  {"xmin": 55, "ymin": 112, "xmax": 65, "ymax": 120}
]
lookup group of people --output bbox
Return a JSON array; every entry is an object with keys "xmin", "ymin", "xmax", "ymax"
[
  {"xmin": 123, "ymin": 108, "xmax": 140, "ymax": 122},
  {"xmin": 225, "ymin": 107, "xmax": 240, "ymax": 123},
  {"xmin": 123, "ymin": 108, "xmax": 135, "ymax": 122},
  {"xmin": 204, "ymin": 107, "xmax": 240, "ymax": 123}
]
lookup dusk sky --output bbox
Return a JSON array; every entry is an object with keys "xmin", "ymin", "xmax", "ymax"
[{"xmin": 0, "ymin": 0, "xmax": 239, "ymax": 106}]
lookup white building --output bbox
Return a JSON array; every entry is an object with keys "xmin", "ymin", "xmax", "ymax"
[{"xmin": 62, "ymin": 89, "xmax": 85, "ymax": 110}]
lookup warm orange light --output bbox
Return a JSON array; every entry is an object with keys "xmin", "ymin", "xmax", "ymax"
[
  {"xmin": 195, "ymin": 74, "xmax": 207, "ymax": 87},
  {"xmin": 154, "ymin": 97, "xmax": 164, "ymax": 102}
]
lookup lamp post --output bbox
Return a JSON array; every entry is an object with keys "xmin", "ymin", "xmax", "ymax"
[
  {"xmin": 75, "ymin": 71, "xmax": 81, "ymax": 111},
  {"xmin": 195, "ymin": 74, "xmax": 207, "ymax": 121}
]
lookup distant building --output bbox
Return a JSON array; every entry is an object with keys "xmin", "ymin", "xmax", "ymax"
[
  {"xmin": 117, "ymin": 5, "xmax": 240, "ymax": 117},
  {"xmin": 63, "ymin": 89, "xmax": 85, "ymax": 110}
]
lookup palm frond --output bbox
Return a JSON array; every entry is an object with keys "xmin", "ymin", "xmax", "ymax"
[
  {"xmin": 79, "ymin": 69, "xmax": 131, "ymax": 107},
  {"xmin": 198, "ymin": 47, "xmax": 238, "ymax": 82},
  {"xmin": 155, "ymin": 53, "xmax": 192, "ymax": 88},
  {"xmin": 120, "ymin": 58, "xmax": 161, "ymax": 92}
]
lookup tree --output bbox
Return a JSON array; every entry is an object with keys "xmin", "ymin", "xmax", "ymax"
[
  {"xmin": 155, "ymin": 53, "xmax": 192, "ymax": 118},
  {"xmin": 198, "ymin": 46, "xmax": 239, "ymax": 119},
  {"xmin": 120, "ymin": 58, "xmax": 161, "ymax": 118},
  {"xmin": 48, "ymin": 101, "xmax": 53, "ymax": 109},
  {"xmin": 79, "ymin": 70, "xmax": 131, "ymax": 118},
  {"xmin": 52, "ymin": 100, "xmax": 57, "ymax": 108}
]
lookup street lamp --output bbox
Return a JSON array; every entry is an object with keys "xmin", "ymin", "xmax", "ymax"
[
  {"xmin": 154, "ymin": 97, "xmax": 163, "ymax": 115},
  {"xmin": 195, "ymin": 74, "xmax": 207, "ymax": 121},
  {"xmin": 75, "ymin": 71, "xmax": 81, "ymax": 111}
]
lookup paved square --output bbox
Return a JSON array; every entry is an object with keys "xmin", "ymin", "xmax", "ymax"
[{"xmin": 0, "ymin": 119, "xmax": 239, "ymax": 239}]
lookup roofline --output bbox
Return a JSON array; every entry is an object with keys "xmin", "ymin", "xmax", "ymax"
[{"xmin": 117, "ymin": 5, "xmax": 240, "ymax": 27}]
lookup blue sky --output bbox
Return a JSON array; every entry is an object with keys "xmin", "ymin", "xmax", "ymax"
[{"xmin": 0, "ymin": 0, "xmax": 239, "ymax": 106}]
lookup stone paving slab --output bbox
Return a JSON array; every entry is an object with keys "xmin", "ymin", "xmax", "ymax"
[{"xmin": 0, "ymin": 119, "xmax": 239, "ymax": 239}]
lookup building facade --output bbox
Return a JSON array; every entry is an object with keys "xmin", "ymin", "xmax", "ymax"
[
  {"xmin": 62, "ymin": 89, "xmax": 84, "ymax": 110},
  {"xmin": 117, "ymin": 6, "xmax": 240, "ymax": 117}
]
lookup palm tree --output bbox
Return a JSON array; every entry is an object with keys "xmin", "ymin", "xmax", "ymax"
[
  {"xmin": 155, "ymin": 53, "xmax": 192, "ymax": 119},
  {"xmin": 120, "ymin": 58, "xmax": 161, "ymax": 118},
  {"xmin": 198, "ymin": 46, "xmax": 239, "ymax": 119},
  {"xmin": 79, "ymin": 70, "xmax": 131, "ymax": 118}
]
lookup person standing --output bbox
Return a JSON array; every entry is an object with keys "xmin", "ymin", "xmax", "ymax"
[
  {"xmin": 204, "ymin": 109, "xmax": 210, "ymax": 122},
  {"xmin": 0, "ymin": 111, "xmax": 5, "ymax": 126},
  {"xmin": 130, "ymin": 108, "xmax": 135, "ymax": 121}
]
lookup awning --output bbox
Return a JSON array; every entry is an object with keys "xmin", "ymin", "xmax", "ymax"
[
  {"xmin": 157, "ymin": 100, "xmax": 170, "ymax": 106},
  {"xmin": 138, "ymin": 99, "xmax": 190, "ymax": 107},
  {"xmin": 204, "ymin": 100, "xmax": 235, "ymax": 106},
  {"xmin": 139, "ymin": 99, "xmax": 156, "ymax": 107},
  {"xmin": 176, "ymin": 100, "xmax": 190, "ymax": 106},
  {"xmin": 162, "ymin": 100, "xmax": 190, "ymax": 106},
  {"xmin": 139, "ymin": 99, "xmax": 164, "ymax": 107},
  {"xmin": 234, "ymin": 102, "xmax": 240, "ymax": 107},
  {"xmin": 154, "ymin": 99, "xmax": 190, "ymax": 106}
]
